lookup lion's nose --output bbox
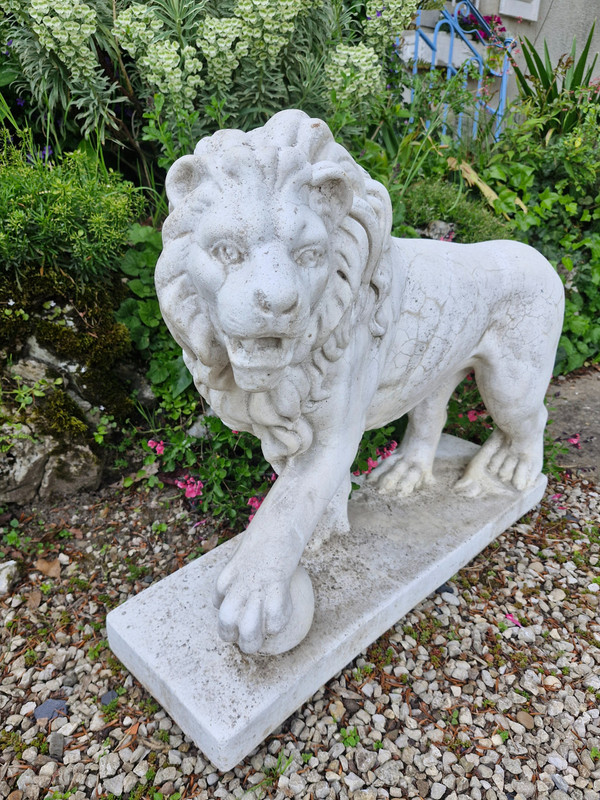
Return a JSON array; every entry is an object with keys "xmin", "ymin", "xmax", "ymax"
[{"xmin": 254, "ymin": 288, "xmax": 298, "ymax": 316}]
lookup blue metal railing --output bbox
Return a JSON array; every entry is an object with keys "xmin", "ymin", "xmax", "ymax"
[{"xmin": 411, "ymin": 0, "xmax": 515, "ymax": 140}]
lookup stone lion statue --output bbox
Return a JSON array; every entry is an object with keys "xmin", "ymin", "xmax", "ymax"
[{"xmin": 155, "ymin": 109, "xmax": 564, "ymax": 655}]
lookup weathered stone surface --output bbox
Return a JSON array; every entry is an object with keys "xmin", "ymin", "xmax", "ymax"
[
  {"xmin": 34, "ymin": 699, "xmax": 68, "ymax": 722},
  {"xmin": 108, "ymin": 436, "xmax": 546, "ymax": 771},
  {"xmin": 0, "ymin": 424, "xmax": 55, "ymax": 503},
  {"xmin": 0, "ymin": 426, "xmax": 101, "ymax": 505},
  {"xmin": 155, "ymin": 109, "xmax": 564, "ymax": 655},
  {"xmin": 47, "ymin": 731, "xmax": 65, "ymax": 761}
]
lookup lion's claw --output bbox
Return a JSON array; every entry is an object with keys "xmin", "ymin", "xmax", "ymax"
[
  {"xmin": 455, "ymin": 434, "xmax": 541, "ymax": 496},
  {"xmin": 367, "ymin": 453, "xmax": 434, "ymax": 497},
  {"xmin": 214, "ymin": 560, "xmax": 293, "ymax": 653}
]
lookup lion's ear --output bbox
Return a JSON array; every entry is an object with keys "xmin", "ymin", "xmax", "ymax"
[
  {"xmin": 308, "ymin": 165, "xmax": 353, "ymax": 232},
  {"xmin": 165, "ymin": 155, "xmax": 204, "ymax": 211}
]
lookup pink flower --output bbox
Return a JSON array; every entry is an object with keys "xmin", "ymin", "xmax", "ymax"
[
  {"xmin": 148, "ymin": 439, "xmax": 157, "ymax": 449},
  {"xmin": 467, "ymin": 409, "xmax": 479, "ymax": 422},
  {"xmin": 155, "ymin": 441, "xmax": 165, "ymax": 455},
  {"xmin": 505, "ymin": 613, "xmax": 522, "ymax": 628},
  {"xmin": 567, "ymin": 433, "xmax": 581, "ymax": 449},
  {"xmin": 247, "ymin": 495, "xmax": 264, "ymax": 522},
  {"xmin": 175, "ymin": 474, "xmax": 203, "ymax": 500},
  {"xmin": 377, "ymin": 441, "xmax": 397, "ymax": 460},
  {"xmin": 185, "ymin": 482, "xmax": 203, "ymax": 499}
]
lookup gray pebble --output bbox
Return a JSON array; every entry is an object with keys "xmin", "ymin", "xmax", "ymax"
[
  {"xmin": 47, "ymin": 731, "xmax": 64, "ymax": 761},
  {"xmin": 103, "ymin": 774, "xmax": 125, "ymax": 796},
  {"xmin": 430, "ymin": 781, "xmax": 447, "ymax": 799}
]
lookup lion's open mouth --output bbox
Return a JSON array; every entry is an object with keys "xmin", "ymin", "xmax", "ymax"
[
  {"xmin": 225, "ymin": 336, "xmax": 293, "ymax": 370},
  {"xmin": 234, "ymin": 337, "xmax": 282, "ymax": 355}
]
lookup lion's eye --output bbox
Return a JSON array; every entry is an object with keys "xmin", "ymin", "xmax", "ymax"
[
  {"xmin": 211, "ymin": 242, "xmax": 243, "ymax": 266},
  {"xmin": 294, "ymin": 246, "xmax": 325, "ymax": 269}
]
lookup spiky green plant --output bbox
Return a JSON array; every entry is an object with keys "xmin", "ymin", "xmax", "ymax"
[{"xmin": 511, "ymin": 24, "xmax": 599, "ymax": 134}]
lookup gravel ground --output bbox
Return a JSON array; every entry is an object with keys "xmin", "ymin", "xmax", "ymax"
[{"xmin": 1, "ymin": 472, "xmax": 599, "ymax": 800}]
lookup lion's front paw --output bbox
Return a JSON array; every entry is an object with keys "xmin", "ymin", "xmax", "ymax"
[
  {"xmin": 214, "ymin": 560, "xmax": 314, "ymax": 654},
  {"xmin": 367, "ymin": 453, "xmax": 434, "ymax": 497}
]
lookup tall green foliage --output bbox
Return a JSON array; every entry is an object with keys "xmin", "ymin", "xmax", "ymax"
[
  {"xmin": 471, "ymin": 96, "xmax": 600, "ymax": 373},
  {"xmin": 0, "ymin": 0, "xmax": 419, "ymax": 172}
]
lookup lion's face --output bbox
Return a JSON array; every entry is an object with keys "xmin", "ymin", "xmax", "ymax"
[
  {"xmin": 159, "ymin": 151, "xmax": 355, "ymax": 393},
  {"xmin": 189, "ymin": 184, "xmax": 332, "ymax": 391},
  {"xmin": 156, "ymin": 110, "xmax": 392, "ymax": 412}
]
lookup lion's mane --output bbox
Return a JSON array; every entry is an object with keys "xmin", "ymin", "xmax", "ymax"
[{"xmin": 156, "ymin": 110, "xmax": 393, "ymax": 463}]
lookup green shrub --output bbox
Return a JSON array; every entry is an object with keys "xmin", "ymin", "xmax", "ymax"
[
  {"xmin": 511, "ymin": 24, "xmax": 599, "ymax": 135},
  {"xmin": 474, "ymin": 98, "xmax": 600, "ymax": 373},
  {"xmin": 0, "ymin": 137, "xmax": 144, "ymax": 288},
  {"xmin": 399, "ymin": 177, "xmax": 514, "ymax": 242}
]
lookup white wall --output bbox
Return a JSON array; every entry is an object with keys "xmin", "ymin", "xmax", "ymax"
[{"xmin": 478, "ymin": 0, "xmax": 600, "ymax": 92}]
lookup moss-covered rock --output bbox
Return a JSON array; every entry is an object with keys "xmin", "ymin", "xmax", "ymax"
[
  {"xmin": 0, "ymin": 144, "xmax": 149, "ymax": 501},
  {"xmin": 35, "ymin": 389, "xmax": 88, "ymax": 440}
]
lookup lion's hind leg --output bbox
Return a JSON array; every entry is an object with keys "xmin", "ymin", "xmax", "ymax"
[
  {"xmin": 455, "ymin": 360, "xmax": 549, "ymax": 497},
  {"xmin": 369, "ymin": 371, "xmax": 467, "ymax": 496}
]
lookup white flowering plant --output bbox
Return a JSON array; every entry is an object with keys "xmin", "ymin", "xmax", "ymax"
[{"xmin": 0, "ymin": 0, "xmax": 421, "ymax": 179}]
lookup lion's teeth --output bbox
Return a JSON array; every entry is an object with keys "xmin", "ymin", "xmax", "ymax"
[
  {"xmin": 237, "ymin": 338, "xmax": 281, "ymax": 353},
  {"xmin": 257, "ymin": 338, "xmax": 281, "ymax": 351}
]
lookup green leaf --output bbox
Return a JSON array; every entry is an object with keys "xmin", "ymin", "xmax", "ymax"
[
  {"xmin": 568, "ymin": 315, "xmax": 589, "ymax": 336},
  {"xmin": 569, "ymin": 22, "xmax": 596, "ymax": 91},
  {"xmin": 138, "ymin": 300, "xmax": 162, "ymax": 327},
  {"xmin": 120, "ymin": 250, "xmax": 144, "ymax": 277},
  {"xmin": 511, "ymin": 59, "xmax": 532, "ymax": 98},
  {"xmin": 128, "ymin": 278, "xmax": 155, "ymax": 298},
  {"xmin": 0, "ymin": 67, "xmax": 20, "ymax": 87},
  {"xmin": 130, "ymin": 326, "xmax": 150, "ymax": 350},
  {"xmin": 128, "ymin": 223, "xmax": 162, "ymax": 247},
  {"xmin": 171, "ymin": 357, "xmax": 193, "ymax": 397},
  {"xmin": 115, "ymin": 297, "xmax": 139, "ymax": 323},
  {"xmin": 147, "ymin": 361, "xmax": 170, "ymax": 384}
]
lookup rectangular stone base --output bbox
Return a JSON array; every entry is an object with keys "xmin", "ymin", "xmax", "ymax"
[{"xmin": 107, "ymin": 435, "xmax": 546, "ymax": 771}]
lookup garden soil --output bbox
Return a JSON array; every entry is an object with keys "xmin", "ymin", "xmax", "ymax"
[{"xmin": 547, "ymin": 364, "xmax": 600, "ymax": 481}]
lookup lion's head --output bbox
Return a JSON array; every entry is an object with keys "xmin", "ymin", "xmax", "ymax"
[{"xmin": 155, "ymin": 110, "xmax": 393, "ymax": 461}]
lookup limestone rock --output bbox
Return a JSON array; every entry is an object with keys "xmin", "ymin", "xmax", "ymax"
[
  {"xmin": 38, "ymin": 444, "xmax": 102, "ymax": 500},
  {"xmin": 0, "ymin": 424, "xmax": 101, "ymax": 505},
  {"xmin": 0, "ymin": 425, "xmax": 55, "ymax": 504},
  {"xmin": 0, "ymin": 561, "xmax": 18, "ymax": 595}
]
